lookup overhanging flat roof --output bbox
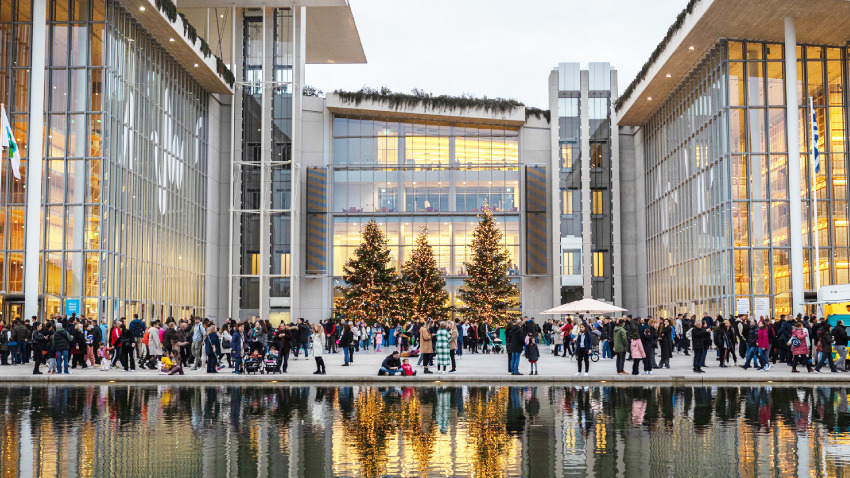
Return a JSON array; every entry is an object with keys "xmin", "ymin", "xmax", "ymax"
[
  {"xmin": 117, "ymin": 0, "xmax": 233, "ymax": 94},
  {"xmin": 174, "ymin": 1, "xmax": 366, "ymax": 64},
  {"xmin": 617, "ymin": 0, "xmax": 850, "ymax": 126}
]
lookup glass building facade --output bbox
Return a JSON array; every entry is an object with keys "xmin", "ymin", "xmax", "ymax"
[
  {"xmin": 0, "ymin": 0, "xmax": 209, "ymax": 322},
  {"xmin": 644, "ymin": 39, "xmax": 849, "ymax": 318},
  {"xmin": 232, "ymin": 8, "xmax": 293, "ymax": 322},
  {"xmin": 326, "ymin": 115, "xmax": 522, "ymax": 316}
]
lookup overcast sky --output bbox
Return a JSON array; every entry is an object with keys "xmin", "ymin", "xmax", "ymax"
[{"xmin": 306, "ymin": 0, "xmax": 686, "ymax": 108}]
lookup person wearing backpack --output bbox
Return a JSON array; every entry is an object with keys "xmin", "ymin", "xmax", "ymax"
[
  {"xmin": 52, "ymin": 322, "xmax": 73, "ymax": 374},
  {"xmin": 789, "ymin": 320, "xmax": 812, "ymax": 373}
]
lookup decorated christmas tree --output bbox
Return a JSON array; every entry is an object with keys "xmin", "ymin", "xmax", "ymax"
[
  {"xmin": 458, "ymin": 205, "xmax": 519, "ymax": 325},
  {"xmin": 398, "ymin": 228, "xmax": 450, "ymax": 323},
  {"xmin": 335, "ymin": 220, "xmax": 398, "ymax": 323}
]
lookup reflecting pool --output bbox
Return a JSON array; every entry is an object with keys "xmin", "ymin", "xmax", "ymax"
[{"xmin": 1, "ymin": 385, "xmax": 849, "ymax": 477}]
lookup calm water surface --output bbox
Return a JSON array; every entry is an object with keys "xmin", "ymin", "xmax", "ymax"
[{"xmin": 1, "ymin": 384, "xmax": 849, "ymax": 477}]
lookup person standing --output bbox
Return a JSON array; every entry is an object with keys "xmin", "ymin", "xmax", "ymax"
[
  {"xmin": 339, "ymin": 323, "xmax": 354, "ymax": 366},
  {"xmin": 119, "ymin": 323, "xmax": 136, "ymax": 372},
  {"xmin": 613, "ymin": 319, "xmax": 628, "ymax": 374},
  {"xmin": 31, "ymin": 323, "xmax": 47, "ymax": 375},
  {"xmin": 311, "ymin": 324, "xmax": 326, "ymax": 374},
  {"xmin": 832, "ymin": 320, "xmax": 848, "ymax": 372},
  {"xmin": 448, "ymin": 320, "xmax": 459, "ymax": 372},
  {"xmin": 204, "ymin": 325, "xmax": 221, "ymax": 373},
  {"xmin": 219, "ymin": 323, "xmax": 233, "ymax": 368},
  {"xmin": 231, "ymin": 324, "xmax": 244, "ymax": 374},
  {"xmin": 129, "ymin": 314, "xmax": 145, "ymax": 360},
  {"xmin": 190, "ymin": 317, "xmax": 205, "ymax": 370},
  {"xmin": 629, "ymin": 328, "xmax": 646, "ymax": 375},
  {"xmin": 658, "ymin": 319, "xmax": 673, "ymax": 369},
  {"xmin": 0, "ymin": 323, "xmax": 9, "ymax": 365},
  {"xmin": 52, "ymin": 323, "xmax": 73, "ymax": 375},
  {"xmin": 146, "ymin": 321, "xmax": 163, "ymax": 369},
  {"xmin": 508, "ymin": 320, "xmax": 525, "ymax": 375},
  {"xmin": 419, "ymin": 321, "xmax": 434, "ymax": 374},
  {"xmin": 434, "ymin": 322, "xmax": 451, "ymax": 374},
  {"xmin": 691, "ymin": 321, "xmax": 708, "ymax": 373},
  {"xmin": 574, "ymin": 324, "xmax": 592, "ymax": 376}
]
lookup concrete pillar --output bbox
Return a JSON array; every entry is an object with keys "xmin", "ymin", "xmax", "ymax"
[
  {"xmin": 580, "ymin": 71, "xmax": 592, "ymax": 298},
  {"xmin": 291, "ymin": 6, "xmax": 306, "ymax": 319},
  {"xmin": 549, "ymin": 70, "xmax": 561, "ymax": 306},
  {"xmin": 785, "ymin": 16, "xmax": 805, "ymax": 315},
  {"xmin": 259, "ymin": 7, "xmax": 273, "ymax": 320},
  {"xmin": 24, "ymin": 0, "xmax": 48, "ymax": 321},
  {"xmin": 610, "ymin": 69, "xmax": 622, "ymax": 307}
]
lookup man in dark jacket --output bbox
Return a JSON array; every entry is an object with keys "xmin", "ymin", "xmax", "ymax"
[
  {"xmin": 294, "ymin": 318, "xmax": 310, "ymax": 359},
  {"xmin": 323, "ymin": 320, "xmax": 337, "ymax": 353},
  {"xmin": 128, "ymin": 314, "xmax": 145, "ymax": 360},
  {"xmin": 691, "ymin": 321, "xmax": 709, "ymax": 373},
  {"xmin": 508, "ymin": 319, "xmax": 525, "ymax": 375},
  {"xmin": 52, "ymin": 323, "xmax": 73, "ymax": 374},
  {"xmin": 378, "ymin": 351, "xmax": 402, "ymax": 376},
  {"xmin": 832, "ymin": 321, "xmax": 848, "ymax": 372}
]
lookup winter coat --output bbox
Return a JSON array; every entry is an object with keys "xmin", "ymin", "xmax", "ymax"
[
  {"xmin": 525, "ymin": 342, "xmax": 540, "ymax": 362},
  {"xmin": 148, "ymin": 327, "xmax": 164, "ymax": 356},
  {"xmin": 312, "ymin": 330, "xmax": 324, "ymax": 357},
  {"xmin": 575, "ymin": 332, "xmax": 592, "ymax": 350},
  {"xmin": 449, "ymin": 322, "xmax": 459, "ymax": 351},
  {"xmin": 0, "ymin": 328, "xmax": 9, "ymax": 351},
  {"xmin": 11, "ymin": 324, "xmax": 28, "ymax": 343},
  {"xmin": 660, "ymin": 325, "xmax": 674, "ymax": 360},
  {"xmin": 231, "ymin": 331, "xmax": 243, "ymax": 357},
  {"xmin": 220, "ymin": 331, "xmax": 232, "ymax": 354},
  {"xmin": 52, "ymin": 327, "xmax": 73, "ymax": 352},
  {"xmin": 832, "ymin": 325, "xmax": 849, "ymax": 347},
  {"xmin": 630, "ymin": 338, "xmax": 646, "ymax": 359},
  {"xmin": 819, "ymin": 328, "xmax": 834, "ymax": 355},
  {"xmin": 508, "ymin": 326, "xmax": 526, "ymax": 354},
  {"xmin": 419, "ymin": 327, "xmax": 433, "ymax": 354},
  {"xmin": 757, "ymin": 327, "xmax": 770, "ymax": 349},
  {"xmin": 613, "ymin": 326, "xmax": 628, "ymax": 353},
  {"xmin": 790, "ymin": 327, "xmax": 809, "ymax": 356},
  {"xmin": 435, "ymin": 329, "xmax": 451, "ymax": 366},
  {"xmin": 339, "ymin": 329, "xmax": 354, "ymax": 348},
  {"xmin": 691, "ymin": 328, "xmax": 709, "ymax": 351},
  {"xmin": 297, "ymin": 323, "xmax": 310, "ymax": 343}
]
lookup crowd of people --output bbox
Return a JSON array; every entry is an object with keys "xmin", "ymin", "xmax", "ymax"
[{"xmin": 0, "ymin": 311, "xmax": 846, "ymax": 377}]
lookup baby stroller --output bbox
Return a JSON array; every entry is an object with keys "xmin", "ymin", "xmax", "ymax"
[
  {"xmin": 491, "ymin": 337, "xmax": 504, "ymax": 354},
  {"xmin": 243, "ymin": 353, "xmax": 262, "ymax": 374},
  {"xmin": 262, "ymin": 351, "xmax": 281, "ymax": 374}
]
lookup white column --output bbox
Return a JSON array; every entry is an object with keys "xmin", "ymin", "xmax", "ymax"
[
  {"xmin": 228, "ymin": 6, "xmax": 239, "ymax": 320},
  {"xmin": 580, "ymin": 71, "xmax": 592, "ymax": 298},
  {"xmin": 548, "ymin": 70, "xmax": 560, "ymax": 306},
  {"xmin": 24, "ymin": 0, "xmax": 48, "ymax": 321},
  {"xmin": 290, "ymin": 6, "xmax": 306, "ymax": 319},
  {"xmin": 785, "ymin": 16, "xmax": 805, "ymax": 316},
  {"xmin": 610, "ymin": 69, "xmax": 622, "ymax": 307},
  {"xmin": 259, "ymin": 7, "xmax": 272, "ymax": 320}
]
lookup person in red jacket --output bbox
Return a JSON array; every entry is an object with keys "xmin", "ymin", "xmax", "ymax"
[{"xmin": 109, "ymin": 318, "xmax": 124, "ymax": 368}]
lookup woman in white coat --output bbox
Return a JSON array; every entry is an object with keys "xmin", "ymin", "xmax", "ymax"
[
  {"xmin": 220, "ymin": 323, "xmax": 233, "ymax": 368},
  {"xmin": 311, "ymin": 324, "xmax": 326, "ymax": 374}
]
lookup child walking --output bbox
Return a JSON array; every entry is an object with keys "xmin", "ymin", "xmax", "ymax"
[{"xmin": 99, "ymin": 346, "xmax": 113, "ymax": 371}]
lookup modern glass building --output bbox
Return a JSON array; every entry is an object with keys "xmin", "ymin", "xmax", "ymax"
[
  {"xmin": 617, "ymin": 0, "xmax": 850, "ymax": 318},
  {"xmin": 297, "ymin": 95, "xmax": 556, "ymax": 320},
  {"xmin": 1, "ymin": 0, "xmax": 365, "ymax": 324},
  {"xmin": 552, "ymin": 62, "xmax": 620, "ymax": 306}
]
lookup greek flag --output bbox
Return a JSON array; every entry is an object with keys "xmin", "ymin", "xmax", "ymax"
[
  {"xmin": 0, "ymin": 105, "xmax": 21, "ymax": 179},
  {"xmin": 810, "ymin": 97, "xmax": 820, "ymax": 174}
]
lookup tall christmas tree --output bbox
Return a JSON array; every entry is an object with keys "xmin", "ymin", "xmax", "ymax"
[
  {"xmin": 459, "ymin": 205, "xmax": 519, "ymax": 325},
  {"xmin": 398, "ymin": 228, "xmax": 450, "ymax": 323},
  {"xmin": 335, "ymin": 220, "xmax": 398, "ymax": 323}
]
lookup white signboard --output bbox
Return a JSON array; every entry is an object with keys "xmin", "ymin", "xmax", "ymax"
[
  {"xmin": 753, "ymin": 297, "xmax": 771, "ymax": 319},
  {"xmin": 736, "ymin": 298, "xmax": 751, "ymax": 316}
]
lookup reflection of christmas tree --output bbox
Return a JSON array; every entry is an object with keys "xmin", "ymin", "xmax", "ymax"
[
  {"xmin": 398, "ymin": 228, "xmax": 450, "ymax": 323},
  {"xmin": 401, "ymin": 390, "xmax": 438, "ymax": 476},
  {"xmin": 459, "ymin": 205, "xmax": 519, "ymax": 326},
  {"xmin": 342, "ymin": 389, "xmax": 398, "ymax": 478},
  {"xmin": 466, "ymin": 387, "xmax": 514, "ymax": 477},
  {"xmin": 335, "ymin": 220, "xmax": 398, "ymax": 323}
]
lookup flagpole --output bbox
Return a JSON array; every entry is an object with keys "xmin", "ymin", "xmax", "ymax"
[{"xmin": 810, "ymin": 97, "xmax": 821, "ymax": 302}]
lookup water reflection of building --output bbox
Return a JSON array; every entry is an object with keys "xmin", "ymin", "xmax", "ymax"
[{"xmin": 3, "ymin": 385, "xmax": 850, "ymax": 476}]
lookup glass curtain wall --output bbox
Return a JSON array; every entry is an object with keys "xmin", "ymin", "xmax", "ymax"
[
  {"xmin": 0, "ymin": 0, "xmax": 32, "ymax": 317},
  {"xmin": 100, "ymin": 0, "xmax": 208, "ymax": 322},
  {"xmin": 645, "ymin": 39, "xmax": 850, "ymax": 318},
  {"xmin": 644, "ymin": 43, "xmax": 730, "ymax": 318},
  {"xmin": 588, "ymin": 78, "xmax": 613, "ymax": 302},
  {"xmin": 235, "ymin": 8, "xmax": 292, "ymax": 319},
  {"xmin": 330, "ymin": 115, "xmax": 521, "ymax": 317}
]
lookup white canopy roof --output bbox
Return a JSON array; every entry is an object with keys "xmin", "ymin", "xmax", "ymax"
[{"xmin": 541, "ymin": 298, "xmax": 626, "ymax": 315}]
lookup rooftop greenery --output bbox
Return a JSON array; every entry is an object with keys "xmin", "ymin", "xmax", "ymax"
[
  {"xmin": 614, "ymin": 0, "xmax": 701, "ymax": 111},
  {"xmin": 335, "ymin": 87, "xmax": 550, "ymax": 122}
]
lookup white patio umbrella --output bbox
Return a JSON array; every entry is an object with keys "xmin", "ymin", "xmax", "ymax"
[{"xmin": 541, "ymin": 298, "xmax": 626, "ymax": 315}]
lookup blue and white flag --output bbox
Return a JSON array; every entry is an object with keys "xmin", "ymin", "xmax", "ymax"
[{"xmin": 810, "ymin": 97, "xmax": 820, "ymax": 174}]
